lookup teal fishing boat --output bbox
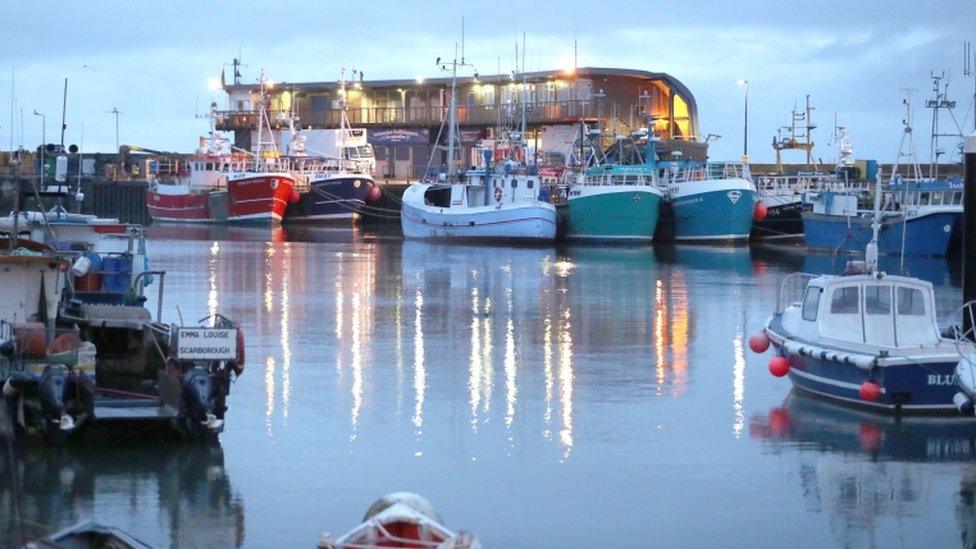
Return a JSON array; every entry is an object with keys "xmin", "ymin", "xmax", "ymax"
[
  {"xmin": 660, "ymin": 160, "xmax": 757, "ymax": 241},
  {"xmin": 566, "ymin": 164, "xmax": 663, "ymax": 241}
]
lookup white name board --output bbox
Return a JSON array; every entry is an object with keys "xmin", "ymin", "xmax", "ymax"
[{"xmin": 176, "ymin": 328, "xmax": 238, "ymax": 360}]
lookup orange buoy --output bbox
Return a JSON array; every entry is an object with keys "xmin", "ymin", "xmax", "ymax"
[
  {"xmin": 768, "ymin": 356, "xmax": 790, "ymax": 377},
  {"xmin": 749, "ymin": 332, "xmax": 770, "ymax": 353},
  {"xmin": 754, "ymin": 202, "xmax": 768, "ymax": 220},
  {"xmin": 859, "ymin": 381, "xmax": 882, "ymax": 402},
  {"xmin": 49, "ymin": 332, "xmax": 82, "ymax": 355}
]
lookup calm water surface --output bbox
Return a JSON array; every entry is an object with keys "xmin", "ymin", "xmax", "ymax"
[{"xmin": 2, "ymin": 226, "xmax": 973, "ymax": 548}]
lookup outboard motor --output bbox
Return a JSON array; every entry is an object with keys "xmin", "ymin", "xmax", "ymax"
[
  {"xmin": 39, "ymin": 365, "xmax": 75, "ymax": 432},
  {"xmin": 182, "ymin": 367, "xmax": 222, "ymax": 431}
]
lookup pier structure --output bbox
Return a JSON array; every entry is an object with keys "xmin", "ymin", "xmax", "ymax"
[{"xmin": 216, "ymin": 67, "xmax": 705, "ymax": 180}]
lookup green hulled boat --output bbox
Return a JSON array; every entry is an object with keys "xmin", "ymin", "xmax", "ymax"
[{"xmin": 566, "ymin": 164, "xmax": 664, "ymax": 241}]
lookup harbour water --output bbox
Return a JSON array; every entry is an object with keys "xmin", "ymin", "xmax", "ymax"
[{"xmin": 1, "ymin": 226, "xmax": 973, "ymax": 547}]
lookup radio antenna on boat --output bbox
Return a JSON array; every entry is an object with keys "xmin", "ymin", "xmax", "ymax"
[{"xmin": 891, "ymin": 89, "xmax": 923, "ymax": 182}]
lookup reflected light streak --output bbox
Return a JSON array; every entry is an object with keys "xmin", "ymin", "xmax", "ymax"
[
  {"xmin": 207, "ymin": 241, "xmax": 219, "ymax": 321},
  {"xmin": 504, "ymin": 314, "xmax": 517, "ymax": 433},
  {"xmin": 335, "ymin": 252, "xmax": 344, "ymax": 381},
  {"xmin": 412, "ymin": 289, "xmax": 425, "ymax": 441},
  {"xmin": 468, "ymin": 286, "xmax": 482, "ymax": 431},
  {"xmin": 264, "ymin": 243, "xmax": 274, "ymax": 313},
  {"xmin": 558, "ymin": 306, "xmax": 574, "ymax": 459},
  {"xmin": 732, "ymin": 330, "xmax": 746, "ymax": 438},
  {"xmin": 543, "ymin": 314, "xmax": 553, "ymax": 438},
  {"xmin": 350, "ymin": 292, "xmax": 362, "ymax": 440},
  {"xmin": 280, "ymin": 245, "xmax": 291, "ymax": 420},
  {"xmin": 395, "ymin": 286, "xmax": 404, "ymax": 415},
  {"xmin": 670, "ymin": 275, "xmax": 689, "ymax": 397},
  {"xmin": 654, "ymin": 279, "xmax": 666, "ymax": 395},
  {"xmin": 480, "ymin": 297, "xmax": 493, "ymax": 413},
  {"xmin": 264, "ymin": 356, "xmax": 276, "ymax": 439}
]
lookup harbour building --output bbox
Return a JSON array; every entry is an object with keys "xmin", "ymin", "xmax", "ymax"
[{"xmin": 217, "ymin": 67, "xmax": 705, "ymax": 179}]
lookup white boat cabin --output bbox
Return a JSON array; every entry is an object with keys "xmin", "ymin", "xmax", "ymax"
[
  {"xmin": 427, "ymin": 167, "xmax": 543, "ymax": 209},
  {"xmin": 782, "ymin": 274, "xmax": 941, "ymax": 349}
]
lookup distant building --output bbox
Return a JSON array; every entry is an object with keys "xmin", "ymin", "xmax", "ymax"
[{"xmin": 218, "ymin": 67, "xmax": 706, "ymax": 179}]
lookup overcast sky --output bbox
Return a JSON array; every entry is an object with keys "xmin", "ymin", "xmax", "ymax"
[{"xmin": 1, "ymin": 0, "xmax": 974, "ymax": 163}]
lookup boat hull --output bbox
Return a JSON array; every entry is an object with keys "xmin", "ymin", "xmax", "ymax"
[
  {"xmin": 285, "ymin": 174, "xmax": 375, "ymax": 223},
  {"xmin": 147, "ymin": 174, "xmax": 294, "ymax": 224},
  {"xmin": 401, "ymin": 202, "xmax": 557, "ymax": 242},
  {"xmin": 781, "ymin": 350, "xmax": 960, "ymax": 413},
  {"xmin": 752, "ymin": 198, "xmax": 804, "ymax": 240},
  {"xmin": 566, "ymin": 186, "xmax": 662, "ymax": 241},
  {"xmin": 670, "ymin": 180, "xmax": 756, "ymax": 241},
  {"xmin": 802, "ymin": 210, "xmax": 959, "ymax": 256}
]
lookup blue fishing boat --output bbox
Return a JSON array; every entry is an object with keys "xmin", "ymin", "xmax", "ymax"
[
  {"xmin": 660, "ymin": 160, "xmax": 757, "ymax": 241},
  {"xmin": 755, "ymin": 181, "xmax": 976, "ymax": 414},
  {"xmin": 802, "ymin": 178, "xmax": 962, "ymax": 256}
]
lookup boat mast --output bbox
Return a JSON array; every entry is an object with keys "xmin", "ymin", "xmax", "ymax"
[{"xmin": 866, "ymin": 170, "xmax": 882, "ymax": 274}]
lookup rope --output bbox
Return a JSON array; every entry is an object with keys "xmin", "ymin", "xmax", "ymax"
[{"xmin": 304, "ymin": 185, "xmax": 401, "ymax": 219}]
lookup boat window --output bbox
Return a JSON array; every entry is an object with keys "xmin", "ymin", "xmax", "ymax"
[
  {"xmin": 953, "ymin": 192, "xmax": 963, "ymax": 205},
  {"xmin": 830, "ymin": 286, "xmax": 859, "ymax": 314},
  {"xmin": 931, "ymin": 192, "xmax": 942, "ymax": 205},
  {"xmin": 624, "ymin": 175, "xmax": 639, "ymax": 185},
  {"xmin": 802, "ymin": 287, "xmax": 820, "ymax": 321},
  {"xmin": 527, "ymin": 179, "xmax": 534, "ymax": 189},
  {"xmin": 897, "ymin": 287, "xmax": 925, "ymax": 316},
  {"xmin": 919, "ymin": 192, "xmax": 929, "ymax": 205},
  {"xmin": 864, "ymin": 285, "xmax": 891, "ymax": 315},
  {"xmin": 511, "ymin": 178, "xmax": 518, "ymax": 188}
]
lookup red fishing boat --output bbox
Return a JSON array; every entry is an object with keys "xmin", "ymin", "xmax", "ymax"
[{"xmin": 147, "ymin": 73, "xmax": 298, "ymax": 224}]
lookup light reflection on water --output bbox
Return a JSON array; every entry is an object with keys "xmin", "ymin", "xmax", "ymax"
[{"xmin": 2, "ymin": 228, "xmax": 970, "ymax": 547}]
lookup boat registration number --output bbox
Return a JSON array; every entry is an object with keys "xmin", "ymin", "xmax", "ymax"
[{"xmin": 175, "ymin": 328, "xmax": 238, "ymax": 360}]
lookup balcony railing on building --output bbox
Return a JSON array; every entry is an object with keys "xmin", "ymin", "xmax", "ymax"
[{"xmin": 217, "ymin": 99, "xmax": 635, "ymax": 130}]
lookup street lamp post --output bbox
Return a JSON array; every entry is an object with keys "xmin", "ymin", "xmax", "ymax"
[
  {"xmin": 737, "ymin": 80, "xmax": 749, "ymax": 162},
  {"xmin": 33, "ymin": 109, "xmax": 45, "ymax": 187}
]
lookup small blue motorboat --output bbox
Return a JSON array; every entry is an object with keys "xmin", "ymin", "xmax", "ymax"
[{"xmin": 754, "ymin": 180, "xmax": 976, "ymax": 414}]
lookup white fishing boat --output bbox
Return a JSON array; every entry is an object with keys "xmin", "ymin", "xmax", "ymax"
[{"xmin": 399, "ymin": 52, "xmax": 556, "ymax": 243}]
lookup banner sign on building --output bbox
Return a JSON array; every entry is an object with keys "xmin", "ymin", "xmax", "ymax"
[{"xmin": 369, "ymin": 129, "xmax": 430, "ymax": 145}]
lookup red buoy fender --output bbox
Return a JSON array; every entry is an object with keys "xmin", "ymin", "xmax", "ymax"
[
  {"xmin": 859, "ymin": 381, "xmax": 881, "ymax": 402},
  {"xmin": 368, "ymin": 184, "xmax": 382, "ymax": 202},
  {"xmin": 754, "ymin": 202, "xmax": 768, "ymax": 220},
  {"xmin": 768, "ymin": 356, "xmax": 790, "ymax": 377},
  {"xmin": 749, "ymin": 332, "xmax": 771, "ymax": 353},
  {"xmin": 14, "ymin": 322, "xmax": 47, "ymax": 359},
  {"xmin": 289, "ymin": 188, "xmax": 301, "ymax": 204}
]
